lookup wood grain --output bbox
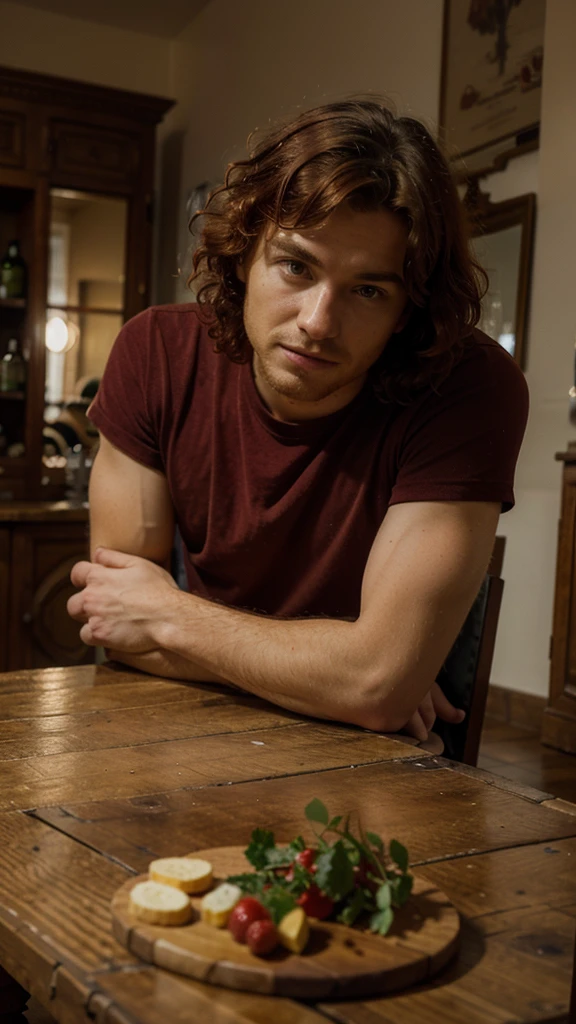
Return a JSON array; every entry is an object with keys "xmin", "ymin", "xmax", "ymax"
[
  {"xmin": 86, "ymin": 967, "xmax": 329, "ymax": 1024},
  {"xmin": 319, "ymin": 909, "xmax": 574, "ymax": 1024},
  {"xmin": 0, "ymin": 817, "xmax": 329, "ymax": 1024},
  {"xmin": 0, "ymin": 664, "xmax": 433, "ymax": 812},
  {"xmin": 32, "ymin": 759, "xmax": 576, "ymax": 875},
  {"xmin": 0, "ymin": 692, "xmax": 297, "ymax": 760},
  {"xmin": 0, "ymin": 502, "xmax": 89, "ymax": 523},
  {"xmin": 0, "ymin": 724, "xmax": 424, "ymax": 814},
  {"xmin": 0, "ymin": 812, "xmax": 133, "ymax": 975},
  {"xmin": 317, "ymin": 838, "xmax": 576, "ymax": 1024},
  {"xmin": 0, "ymin": 531, "xmax": 10, "ymax": 675},
  {"xmin": 0, "ymin": 665, "xmax": 574, "ymax": 1023},
  {"xmin": 111, "ymin": 847, "xmax": 460, "ymax": 999}
]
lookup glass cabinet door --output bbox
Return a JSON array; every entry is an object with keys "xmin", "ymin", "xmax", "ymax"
[{"xmin": 43, "ymin": 188, "xmax": 128, "ymax": 460}]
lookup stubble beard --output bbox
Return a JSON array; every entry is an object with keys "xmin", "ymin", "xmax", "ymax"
[{"xmin": 253, "ymin": 348, "xmax": 357, "ymax": 405}]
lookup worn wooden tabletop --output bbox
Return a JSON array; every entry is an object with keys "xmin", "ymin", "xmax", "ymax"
[{"xmin": 0, "ymin": 663, "xmax": 574, "ymax": 1023}]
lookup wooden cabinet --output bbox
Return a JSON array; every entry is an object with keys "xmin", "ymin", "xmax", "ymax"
[
  {"xmin": 543, "ymin": 444, "xmax": 576, "ymax": 753},
  {"xmin": 48, "ymin": 120, "xmax": 141, "ymax": 190},
  {"xmin": 0, "ymin": 111, "xmax": 26, "ymax": 168},
  {"xmin": 0, "ymin": 502, "xmax": 91, "ymax": 671},
  {"xmin": 0, "ymin": 65, "xmax": 173, "ymax": 500},
  {"xmin": 0, "ymin": 71, "xmax": 173, "ymax": 670}
]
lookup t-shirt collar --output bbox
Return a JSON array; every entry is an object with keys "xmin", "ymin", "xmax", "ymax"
[{"xmin": 242, "ymin": 359, "xmax": 368, "ymax": 443}]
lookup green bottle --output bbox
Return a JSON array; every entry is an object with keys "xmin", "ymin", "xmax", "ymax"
[
  {"xmin": 0, "ymin": 241, "xmax": 27, "ymax": 300},
  {"xmin": 0, "ymin": 339, "xmax": 26, "ymax": 393}
]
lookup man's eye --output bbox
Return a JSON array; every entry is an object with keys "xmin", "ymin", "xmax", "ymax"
[
  {"xmin": 356, "ymin": 285, "xmax": 384, "ymax": 300},
  {"xmin": 282, "ymin": 260, "xmax": 307, "ymax": 276}
]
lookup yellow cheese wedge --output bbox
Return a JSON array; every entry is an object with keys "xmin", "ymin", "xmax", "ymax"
[
  {"xmin": 149, "ymin": 857, "xmax": 213, "ymax": 894},
  {"xmin": 129, "ymin": 881, "xmax": 192, "ymax": 926},
  {"xmin": 278, "ymin": 907, "xmax": 310, "ymax": 954},
  {"xmin": 200, "ymin": 883, "xmax": 242, "ymax": 927}
]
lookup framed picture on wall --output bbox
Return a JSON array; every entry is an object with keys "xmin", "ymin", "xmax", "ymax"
[{"xmin": 440, "ymin": 0, "xmax": 545, "ymax": 176}]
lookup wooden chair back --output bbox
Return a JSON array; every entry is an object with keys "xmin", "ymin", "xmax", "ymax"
[{"xmin": 434, "ymin": 574, "xmax": 504, "ymax": 766}]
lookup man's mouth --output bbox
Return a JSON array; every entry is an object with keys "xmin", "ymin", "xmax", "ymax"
[{"xmin": 280, "ymin": 345, "xmax": 337, "ymax": 368}]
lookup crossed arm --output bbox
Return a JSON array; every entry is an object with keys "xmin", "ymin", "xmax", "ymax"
[{"xmin": 68, "ymin": 435, "xmax": 500, "ymax": 736}]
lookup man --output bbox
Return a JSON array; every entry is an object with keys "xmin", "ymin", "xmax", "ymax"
[{"xmin": 68, "ymin": 99, "xmax": 528, "ymax": 742}]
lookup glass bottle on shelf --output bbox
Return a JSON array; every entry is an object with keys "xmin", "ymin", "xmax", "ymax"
[
  {"xmin": 0, "ymin": 338, "xmax": 26, "ymax": 393},
  {"xmin": 0, "ymin": 240, "xmax": 27, "ymax": 300}
]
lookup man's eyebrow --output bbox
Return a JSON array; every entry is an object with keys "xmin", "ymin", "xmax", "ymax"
[
  {"xmin": 267, "ymin": 238, "xmax": 323, "ymax": 267},
  {"xmin": 267, "ymin": 238, "xmax": 405, "ymax": 286}
]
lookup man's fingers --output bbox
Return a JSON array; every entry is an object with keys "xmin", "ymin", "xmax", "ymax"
[
  {"xmin": 432, "ymin": 683, "xmax": 466, "ymax": 724},
  {"xmin": 79, "ymin": 621, "xmax": 97, "ymax": 646},
  {"xmin": 402, "ymin": 711, "xmax": 429, "ymax": 743},
  {"xmin": 70, "ymin": 560, "xmax": 93, "ymax": 588},
  {"xmin": 418, "ymin": 693, "xmax": 436, "ymax": 733},
  {"xmin": 93, "ymin": 547, "xmax": 136, "ymax": 569},
  {"xmin": 67, "ymin": 592, "xmax": 87, "ymax": 622}
]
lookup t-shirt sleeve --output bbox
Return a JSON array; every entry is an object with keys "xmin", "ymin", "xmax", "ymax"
[
  {"xmin": 87, "ymin": 308, "xmax": 166, "ymax": 471},
  {"xmin": 389, "ymin": 339, "xmax": 529, "ymax": 512}
]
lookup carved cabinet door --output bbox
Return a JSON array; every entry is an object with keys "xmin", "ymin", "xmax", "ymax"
[{"xmin": 7, "ymin": 522, "xmax": 94, "ymax": 670}]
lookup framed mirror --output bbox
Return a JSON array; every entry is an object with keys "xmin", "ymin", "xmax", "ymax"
[
  {"xmin": 465, "ymin": 183, "xmax": 536, "ymax": 369},
  {"xmin": 43, "ymin": 188, "xmax": 127, "ymax": 458}
]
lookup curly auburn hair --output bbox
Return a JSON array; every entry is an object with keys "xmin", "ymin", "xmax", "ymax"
[{"xmin": 188, "ymin": 98, "xmax": 486, "ymax": 403}]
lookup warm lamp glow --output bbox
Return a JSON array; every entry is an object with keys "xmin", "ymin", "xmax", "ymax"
[
  {"xmin": 45, "ymin": 316, "xmax": 68, "ymax": 353},
  {"xmin": 45, "ymin": 315, "xmax": 78, "ymax": 354}
]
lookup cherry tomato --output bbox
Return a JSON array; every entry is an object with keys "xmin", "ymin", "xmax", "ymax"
[
  {"xmin": 228, "ymin": 897, "xmax": 270, "ymax": 943},
  {"xmin": 295, "ymin": 848, "xmax": 317, "ymax": 871},
  {"xmin": 245, "ymin": 918, "xmax": 279, "ymax": 956},
  {"xmin": 286, "ymin": 847, "xmax": 317, "ymax": 881},
  {"xmin": 297, "ymin": 883, "xmax": 334, "ymax": 920}
]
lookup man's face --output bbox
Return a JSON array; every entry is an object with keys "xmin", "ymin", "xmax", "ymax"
[{"xmin": 238, "ymin": 200, "xmax": 409, "ymax": 421}]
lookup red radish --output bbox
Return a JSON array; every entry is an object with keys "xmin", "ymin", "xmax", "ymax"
[
  {"xmin": 228, "ymin": 897, "xmax": 270, "ymax": 943},
  {"xmin": 286, "ymin": 846, "xmax": 317, "ymax": 881},
  {"xmin": 295, "ymin": 848, "xmax": 317, "ymax": 871},
  {"xmin": 297, "ymin": 884, "xmax": 334, "ymax": 920},
  {"xmin": 245, "ymin": 918, "xmax": 279, "ymax": 956}
]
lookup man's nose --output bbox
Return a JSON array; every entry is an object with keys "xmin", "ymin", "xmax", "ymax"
[{"xmin": 296, "ymin": 285, "xmax": 340, "ymax": 340}]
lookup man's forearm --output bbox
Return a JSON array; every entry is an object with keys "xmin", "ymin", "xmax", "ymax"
[
  {"xmin": 153, "ymin": 590, "xmax": 390, "ymax": 729},
  {"xmin": 108, "ymin": 646, "xmax": 236, "ymax": 686}
]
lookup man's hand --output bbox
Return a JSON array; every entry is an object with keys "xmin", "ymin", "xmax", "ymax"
[
  {"xmin": 67, "ymin": 547, "xmax": 179, "ymax": 651},
  {"xmin": 402, "ymin": 682, "xmax": 465, "ymax": 742}
]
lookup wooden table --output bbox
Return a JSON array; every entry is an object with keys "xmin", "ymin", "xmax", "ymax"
[{"xmin": 0, "ymin": 664, "xmax": 574, "ymax": 1023}]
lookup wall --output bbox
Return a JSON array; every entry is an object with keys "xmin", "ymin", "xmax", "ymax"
[
  {"xmin": 0, "ymin": 0, "xmax": 172, "ymax": 96},
  {"xmin": 161, "ymin": 0, "xmax": 444, "ymax": 303},
  {"xmin": 481, "ymin": 0, "xmax": 576, "ymax": 697}
]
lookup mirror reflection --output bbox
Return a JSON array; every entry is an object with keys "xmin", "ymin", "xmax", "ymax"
[
  {"xmin": 44, "ymin": 189, "xmax": 127, "ymax": 458},
  {"xmin": 471, "ymin": 224, "xmax": 523, "ymax": 358},
  {"xmin": 466, "ymin": 188, "xmax": 535, "ymax": 370}
]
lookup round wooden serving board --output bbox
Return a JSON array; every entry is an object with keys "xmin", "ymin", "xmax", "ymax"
[{"xmin": 111, "ymin": 846, "xmax": 460, "ymax": 999}]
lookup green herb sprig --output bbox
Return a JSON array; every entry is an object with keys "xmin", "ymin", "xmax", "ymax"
[{"xmin": 227, "ymin": 798, "xmax": 412, "ymax": 935}]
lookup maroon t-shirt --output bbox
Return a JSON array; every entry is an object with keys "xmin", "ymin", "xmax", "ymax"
[{"xmin": 89, "ymin": 304, "xmax": 528, "ymax": 619}]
